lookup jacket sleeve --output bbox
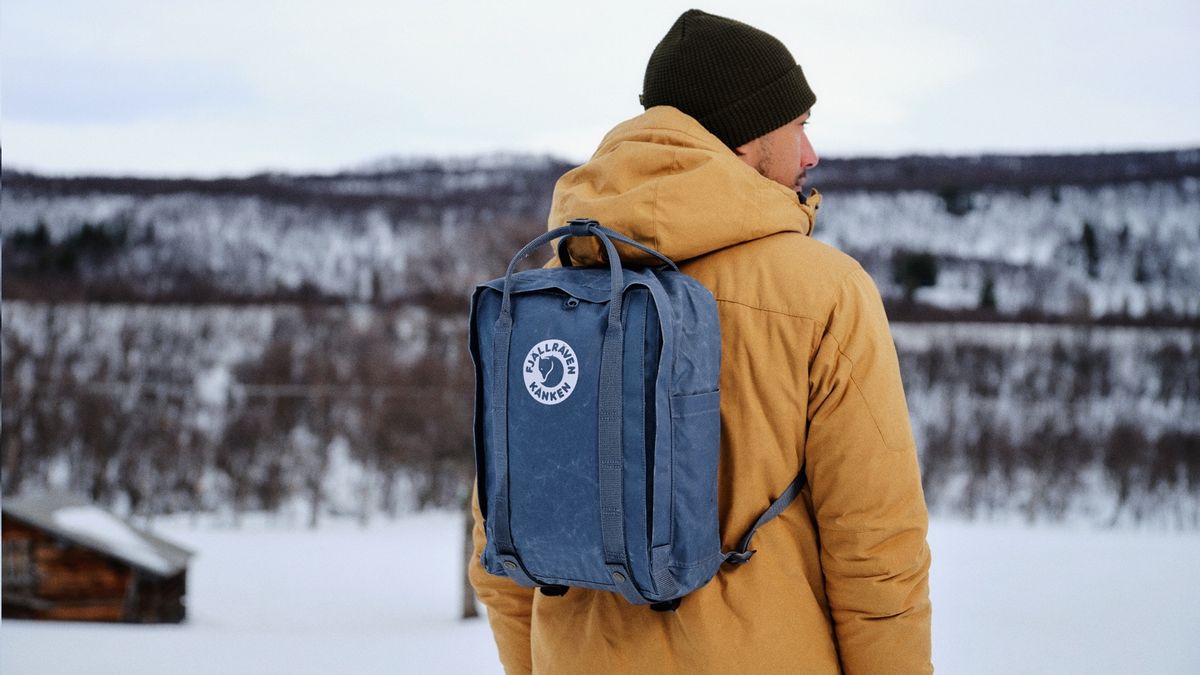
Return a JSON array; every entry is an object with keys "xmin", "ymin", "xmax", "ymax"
[
  {"xmin": 805, "ymin": 266, "xmax": 933, "ymax": 674},
  {"xmin": 468, "ymin": 483, "xmax": 536, "ymax": 674}
]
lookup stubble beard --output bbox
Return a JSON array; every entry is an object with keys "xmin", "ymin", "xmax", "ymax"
[
  {"xmin": 754, "ymin": 137, "xmax": 805, "ymax": 188},
  {"xmin": 754, "ymin": 137, "xmax": 773, "ymax": 181}
]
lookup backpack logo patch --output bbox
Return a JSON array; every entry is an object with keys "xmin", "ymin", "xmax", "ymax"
[{"xmin": 523, "ymin": 339, "xmax": 579, "ymax": 405}]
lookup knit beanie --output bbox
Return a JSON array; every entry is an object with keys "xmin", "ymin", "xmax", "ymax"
[{"xmin": 640, "ymin": 9, "xmax": 816, "ymax": 150}]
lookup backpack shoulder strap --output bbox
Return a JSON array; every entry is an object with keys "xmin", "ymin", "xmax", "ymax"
[{"xmin": 723, "ymin": 469, "xmax": 807, "ymax": 566}]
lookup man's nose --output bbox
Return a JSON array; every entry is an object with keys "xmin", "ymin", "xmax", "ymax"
[{"xmin": 802, "ymin": 134, "xmax": 819, "ymax": 170}]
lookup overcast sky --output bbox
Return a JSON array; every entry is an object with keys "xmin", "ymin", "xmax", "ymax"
[{"xmin": 3, "ymin": 0, "xmax": 1198, "ymax": 177}]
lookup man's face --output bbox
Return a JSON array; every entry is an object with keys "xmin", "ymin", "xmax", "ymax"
[{"xmin": 734, "ymin": 110, "xmax": 819, "ymax": 192}]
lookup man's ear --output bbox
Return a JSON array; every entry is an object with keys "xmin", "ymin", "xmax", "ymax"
[{"xmin": 733, "ymin": 138, "xmax": 758, "ymax": 164}]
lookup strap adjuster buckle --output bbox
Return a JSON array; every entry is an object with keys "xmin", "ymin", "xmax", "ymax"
[
  {"xmin": 565, "ymin": 218, "xmax": 598, "ymax": 237},
  {"xmin": 725, "ymin": 549, "xmax": 756, "ymax": 566}
]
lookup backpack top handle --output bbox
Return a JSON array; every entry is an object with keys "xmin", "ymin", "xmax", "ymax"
[
  {"xmin": 554, "ymin": 220, "xmax": 680, "ymax": 272},
  {"xmin": 496, "ymin": 219, "xmax": 678, "ymax": 331}
]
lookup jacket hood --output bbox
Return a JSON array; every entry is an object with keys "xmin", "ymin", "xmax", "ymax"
[{"xmin": 548, "ymin": 105, "xmax": 820, "ymax": 266}]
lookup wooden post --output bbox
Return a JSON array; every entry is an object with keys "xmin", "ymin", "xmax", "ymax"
[{"xmin": 460, "ymin": 495, "xmax": 478, "ymax": 620}]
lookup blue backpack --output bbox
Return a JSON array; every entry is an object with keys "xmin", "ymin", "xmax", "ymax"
[{"xmin": 470, "ymin": 219, "xmax": 805, "ymax": 611}]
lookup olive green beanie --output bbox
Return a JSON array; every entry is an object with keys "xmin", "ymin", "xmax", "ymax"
[{"xmin": 640, "ymin": 9, "xmax": 817, "ymax": 150}]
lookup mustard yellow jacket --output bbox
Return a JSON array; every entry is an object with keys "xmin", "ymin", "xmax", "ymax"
[{"xmin": 470, "ymin": 106, "xmax": 932, "ymax": 674}]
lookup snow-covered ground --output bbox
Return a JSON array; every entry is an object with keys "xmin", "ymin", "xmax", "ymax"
[{"xmin": 3, "ymin": 512, "xmax": 1198, "ymax": 674}]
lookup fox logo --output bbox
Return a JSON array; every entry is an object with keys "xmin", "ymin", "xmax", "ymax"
[
  {"xmin": 537, "ymin": 355, "xmax": 564, "ymax": 388},
  {"xmin": 522, "ymin": 339, "xmax": 579, "ymax": 405}
]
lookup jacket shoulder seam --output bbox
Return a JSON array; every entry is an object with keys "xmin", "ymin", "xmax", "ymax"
[
  {"xmin": 712, "ymin": 265, "xmax": 859, "ymax": 326},
  {"xmin": 714, "ymin": 298, "xmax": 826, "ymax": 327},
  {"xmin": 815, "ymin": 270, "xmax": 909, "ymax": 452}
]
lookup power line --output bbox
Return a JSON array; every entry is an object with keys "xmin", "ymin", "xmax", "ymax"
[{"xmin": 64, "ymin": 380, "xmax": 463, "ymax": 400}]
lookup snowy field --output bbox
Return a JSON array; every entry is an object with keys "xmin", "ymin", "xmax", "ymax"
[{"xmin": 3, "ymin": 511, "xmax": 1198, "ymax": 675}]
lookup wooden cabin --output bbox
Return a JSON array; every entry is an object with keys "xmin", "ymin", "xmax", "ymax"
[{"xmin": 2, "ymin": 492, "xmax": 193, "ymax": 623}]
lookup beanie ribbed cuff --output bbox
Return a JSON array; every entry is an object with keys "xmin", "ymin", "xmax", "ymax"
[{"xmin": 698, "ymin": 64, "xmax": 816, "ymax": 150}]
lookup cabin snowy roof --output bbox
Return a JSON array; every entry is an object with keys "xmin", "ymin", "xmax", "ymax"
[{"xmin": 2, "ymin": 492, "xmax": 193, "ymax": 577}]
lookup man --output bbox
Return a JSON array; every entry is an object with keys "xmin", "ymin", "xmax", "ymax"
[{"xmin": 470, "ymin": 9, "xmax": 932, "ymax": 674}]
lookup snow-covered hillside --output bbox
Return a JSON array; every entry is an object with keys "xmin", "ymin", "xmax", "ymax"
[
  {"xmin": 0, "ymin": 154, "xmax": 566, "ymax": 303},
  {"xmin": 4, "ymin": 301, "xmax": 1197, "ymax": 525},
  {"xmin": 893, "ymin": 322, "xmax": 1200, "ymax": 527},
  {"xmin": 819, "ymin": 180, "xmax": 1200, "ymax": 318},
  {"xmin": 4, "ymin": 151, "xmax": 1198, "ymax": 317}
]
